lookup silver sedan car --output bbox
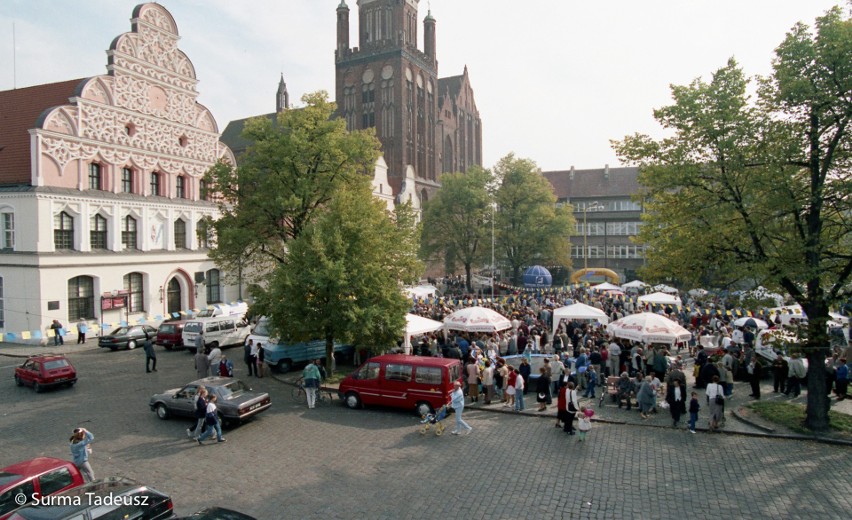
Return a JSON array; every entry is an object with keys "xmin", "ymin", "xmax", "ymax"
[{"xmin": 149, "ymin": 377, "xmax": 271, "ymax": 426}]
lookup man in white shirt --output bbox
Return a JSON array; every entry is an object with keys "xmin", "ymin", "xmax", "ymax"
[{"xmin": 608, "ymin": 340, "xmax": 621, "ymax": 377}]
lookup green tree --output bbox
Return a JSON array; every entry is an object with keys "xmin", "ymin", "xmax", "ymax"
[
  {"xmin": 203, "ymin": 91, "xmax": 381, "ymax": 281},
  {"xmin": 613, "ymin": 7, "xmax": 852, "ymax": 431},
  {"xmin": 420, "ymin": 166, "xmax": 492, "ymax": 291},
  {"xmin": 493, "ymin": 154, "xmax": 574, "ymax": 285},
  {"xmin": 260, "ymin": 183, "xmax": 421, "ymax": 372}
]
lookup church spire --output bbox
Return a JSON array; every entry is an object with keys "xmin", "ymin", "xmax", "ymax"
[{"xmin": 276, "ymin": 73, "xmax": 289, "ymax": 112}]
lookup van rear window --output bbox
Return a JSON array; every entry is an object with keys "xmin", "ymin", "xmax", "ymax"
[
  {"xmin": 449, "ymin": 364, "xmax": 460, "ymax": 382},
  {"xmin": 385, "ymin": 364, "xmax": 412, "ymax": 382},
  {"xmin": 184, "ymin": 322, "xmax": 202, "ymax": 333},
  {"xmin": 414, "ymin": 366, "xmax": 442, "ymax": 385}
]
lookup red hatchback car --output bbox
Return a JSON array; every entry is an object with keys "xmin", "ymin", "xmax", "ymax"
[
  {"xmin": 0, "ymin": 457, "xmax": 85, "ymax": 519},
  {"xmin": 14, "ymin": 355, "xmax": 77, "ymax": 393}
]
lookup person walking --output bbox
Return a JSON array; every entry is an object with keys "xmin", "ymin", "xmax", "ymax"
[
  {"xmin": 76, "ymin": 318, "xmax": 87, "ymax": 344},
  {"xmin": 69, "ymin": 428, "xmax": 94, "ymax": 482},
  {"xmin": 194, "ymin": 349, "xmax": 209, "ymax": 379},
  {"xmin": 303, "ymin": 359, "xmax": 321, "ymax": 409},
  {"xmin": 665, "ymin": 379, "xmax": 687, "ymax": 428},
  {"xmin": 196, "ymin": 395, "xmax": 226, "ymax": 444},
  {"xmin": 688, "ymin": 391, "xmax": 700, "ymax": 433},
  {"xmin": 143, "ymin": 331, "xmax": 157, "ymax": 373},
  {"xmin": 244, "ymin": 339, "xmax": 256, "ymax": 377},
  {"xmin": 256, "ymin": 343, "xmax": 265, "ymax": 378},
  {"xmin": 505, "ymin": 366, "xmax": 517, "ymax": 409},
  {"xmin": 51, "ymin": 319, "xmax": 64, "ymax": 346},
  {"xmin": 563, "ymin": 382, "xmax": 580, "ymax": 435},
  {"xmin": 706, "ymin": 375, "xmax": 726, "ymax": 432},
  {"xmin": 514, "ymin": 367, "xmax": 526, "ymax": 412},
  {"xmin": 747, "ymin": 357, "xmax": 763, "ymax": 399},
  {"xmin": 450, "ymin": 381, "xmax": 472, "ymax": 435},
  {"xmin": 188, "ymin": 386, "xmax": 208, "ymax": 439}
]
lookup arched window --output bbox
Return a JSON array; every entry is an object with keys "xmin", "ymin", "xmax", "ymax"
[
  {"xmin": 174, "ymin": 219, "xmax": 186, "ymax": 249},
  {"xmin": 68, "ymin": 276, "xmax": 94, "ymax": 321},
  {"xmin": 123, "ymin": 272, "xmax": 144, "ymax": 312},
  {"xmin": 90, "ymin": 214, "xmax": 107, "ymax": 249},
  {"xmin": 197, "ymin": 219, "xmax": 211, "ymax": 249},
  {"xmin": 122, "ymin": 216, "xmax": 137, "ymax": 250},
  {"xmin": 206, "ymin": 269, "xmax": 221, "ymax": 303},
  {"xmin": 0, "ymin": 209, "xmax": 14, "ymax": 250},
  {"xmin": 54, "ymin": 212, "xmax": 74, "ymax": 250}
]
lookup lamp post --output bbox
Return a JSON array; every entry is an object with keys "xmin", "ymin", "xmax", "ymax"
[{"xmin": 491, "ymin": 201, "xmax": 496, "ymax": 299}]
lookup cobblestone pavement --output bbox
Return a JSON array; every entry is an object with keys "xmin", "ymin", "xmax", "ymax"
[{"xmin": 1, "ymin": 348, "xmax": 850, "ymax": 519}]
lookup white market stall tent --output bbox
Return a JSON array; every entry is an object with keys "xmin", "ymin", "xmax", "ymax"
[
  {"xmin": 443, "ymin": 306, "xmax": 512, "ymax": 333},
  {"xmin": 405, "ymin": 284, "xmax": 438, "ymax": 299},
  {"xmin": 552, "ymin": 303, "xmax": 610, "ymax": 337},
  {"xmin": 638, "ymin": 292, "xmax": 683, "ymax": 306},
  {"xmin": 404, "ymin": 313, "xmax": 444, "ymax": 354},
  {"xmin": 652, "ymin": 284, "xmax": 679, "ymax": 294},
  {"xmin": 591, "ymin": 282, "xmax": 623, "ymax": 292}
]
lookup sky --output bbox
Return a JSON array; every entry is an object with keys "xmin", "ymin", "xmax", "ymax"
[{"xmin": 0, "ymin": 0, "xmax": 843, "ymax": 172}]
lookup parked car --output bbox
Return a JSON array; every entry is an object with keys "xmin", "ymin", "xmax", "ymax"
[
  {"xmin": 149, "ymin": 376, "xmax": 271, "ymax": 426},
  {"xmin": 0, "ymin": 457, "xmax": 85, "ymax": 519},
  {"xmin": 7, "ymin": 477, "xmax": 173, "ymax": 520},
  {"xmin": 263, "ymin": 340, "xmax": 353, "ymax": 373},
  {"xmin": 338, "ymin": 354, "xmax": 462, "ymax": 416},
  {"xmin": 14, "ymin": 355, "xmax": 77, "ymax": 393},
  {"xmin": 182, "ymin": 317, "xmax": 250, "ymax": 354},
  {"xmin": 98, "ymin": 325, "xmax": 158, "ymax": 351},
  {"xmin": 174, "ymin": 507, "xmax": 257, "ymax": 520},
  {"xmin": 156, "ymin": 319, "xmax": 187, "ymax": 350}
]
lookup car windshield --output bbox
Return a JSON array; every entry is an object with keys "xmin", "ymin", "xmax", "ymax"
[
  {"xmin": 159, "ymin": 324, "xmax": 176, "ymax": 333},
  {"xmin": 216, "ymin": 380, "xmax": 250, "ymax": 400},
  {"xmin": 184, "ymin": 322, "xmax": 203, "ymax": 333},
  {"xmin": 253, "ymin": 317, "xmax": 270, "ymax": 336},
  {"xmin": 109, "ymin": 327, "xmax": 131, "ymax": 336},
  {"xmin": 43, "ymin": 359, "xmax": 70, "ymax": 370},
  {"xmin": 0, "ymin": 472, "xmax": 22, "ymax": 486}
]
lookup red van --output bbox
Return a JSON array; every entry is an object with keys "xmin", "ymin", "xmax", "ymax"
[{"xmin": 338, "ymin": 354, "xmax": 462, "ymax": 416}]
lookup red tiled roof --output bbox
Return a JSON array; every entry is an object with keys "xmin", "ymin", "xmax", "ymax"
[
  {"xmin": 0, "ymin": 79, "xmax": 86, "ymax": 185},
  {"xmin": 542, "ymin": 166, "xmax": 640, "ymax": 200}
]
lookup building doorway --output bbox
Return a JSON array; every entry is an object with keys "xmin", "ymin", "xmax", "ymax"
[{"xmin": 166, "ymin": 278, "xmax": 182, "ymax": 315}]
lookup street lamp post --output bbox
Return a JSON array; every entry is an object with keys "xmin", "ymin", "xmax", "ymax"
[{"xmin": 491, "ymin": 202, "xmax": 496, "ymax": 299}]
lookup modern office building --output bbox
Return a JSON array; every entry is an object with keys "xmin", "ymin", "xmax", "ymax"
[
  {"xmin": 0, "ymin": 3, "xmax": 236, "ymax": 340},
  {"xmin": 542, "ymin": 165, "xmax": 645, "ymax": 281}
]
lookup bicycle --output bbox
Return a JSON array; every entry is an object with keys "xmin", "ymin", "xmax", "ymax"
[{"xmin": 291, "ymin": 377, "xmax": 333, "ymax": 406}]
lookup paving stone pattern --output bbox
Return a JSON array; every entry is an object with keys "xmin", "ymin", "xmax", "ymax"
[{"xmin": 0, "ymin": 348, "xmax": 849, "ymax": 519}]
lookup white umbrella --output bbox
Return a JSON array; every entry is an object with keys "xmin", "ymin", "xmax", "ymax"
[
  {"xmin": 732, "ymin": 317, "xmax": 769, "ymax": 330},
  {"xmin": 653, "ymin": 284, "xmax": 679, "ymax": 294},
  {"xmin": 443, "ymin": 306, "xmax": 511, "ymax": 333},
  {"xmin": 552, "ymin": 303, "xmax": 610, "ymax": 337},
  {"xmin": 591, "ymin": 282, "xmax": 622, "ymax": 292},
  {"xmin": 606, "ymin": 312, "xmax": 691, "ymax": 345},
  {"xmin": 638, "ymin": 292, "xmax": 682, "ymax": 306},
  {"xmin": 621, "ymin": 280, "xmax": 648, "ymax": 290},
  {"xmin": 404, "ymin": 314, "xmax": 444, "ymax": 354},
  {"xmin": 688, "ymin": 288, "xmax": 709, "ymax": 298}
]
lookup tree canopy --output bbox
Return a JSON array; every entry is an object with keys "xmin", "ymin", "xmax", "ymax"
[
  {"xmin": 203, "ymin": 91, "xmax": 381, "ymax": 281},
  {"xmin": 493, "ymin": 154, "xmax": 573, "ymax": 285},
  {"xmin": 613, "ymin": 7, "xmax": 852, "ymax": 431}
]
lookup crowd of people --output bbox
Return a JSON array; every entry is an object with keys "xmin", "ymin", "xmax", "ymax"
[{"xmin": 406, "ymin": 283, "xmax": 852, "ymax": 434}]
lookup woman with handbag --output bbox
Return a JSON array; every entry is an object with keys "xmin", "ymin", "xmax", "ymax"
[
  {"xmin": 563, "ymin": 382, "xmax": 580, "ymax": 435},
  {"xmin": 705, "ymin": 375, "xmax": 726, "ymax": 432}
]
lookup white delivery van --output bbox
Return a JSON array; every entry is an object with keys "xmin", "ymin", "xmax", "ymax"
[{"xmin": 182, "ymin": 315, "xmax": 251, "ymax": 353}]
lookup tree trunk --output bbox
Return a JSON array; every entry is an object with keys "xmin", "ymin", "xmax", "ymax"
[
  {"xmin": 512, "ymin": 265, "xmax": 521, "ymax": 286},
  {"xmin": 803, "ymin": 310, "xmax": 830, "ymax": 432},
  {"xmin": 464, "ymin": 263, "xmax": 472, "ymax": 293},
  {"xmin": 325, "ymin": 335, "xmax": 334, "ymax": 376}
]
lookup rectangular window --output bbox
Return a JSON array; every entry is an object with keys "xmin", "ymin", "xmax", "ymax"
[
  {"xmin": 123, "ymin": 273, "xmax": 144, "ymax": 312},
  {"xmin": 150, "ymin": 172, "xmax": 160, "ymax": 196},
  {"xmin": 384, "ymin": 364, "xmax": 412, "ymax": 382},
  {"xmin": 174, "ymin": 219, "xmax": 186, "ymax": 249},
  {"xmin": 88, "ymin": 163, "xmax": 101, "ymax": 190},
  {"xmin": 206, "ymin": 269, "xmax": 221, "ymax": 303},
  {"xmin": 122, "ymin": 216, "xmax": 137, "ymax": 250},
  {"xmin": 176, "ymin": 176, "xmax": 185, "ymax": 199},
  {"xmin": 199, "ymin": 180, "xmax": 208, "ymax": 201},
  {"xmin": 414, "ymin": 366, "xmax": 442, "ymax": 385},
  {"xmin": 38, "ymin": 468, "xmax": 73, "ymax": 496},
  {"xmin": 1, "ymin": 212, "xmax": 13, "ymax": 250},
  {"xmin": 54, "ymin": 212, "xmax": 74, "ymax": 250},
  {"xmin": 121, "ymin": 168, "xmax": 133, "ymax": 193},
  {"xmin": 90, "ymin": 215, "xmax": 107, "ymax": 250},
  {"xmin": 356, "ymin": 362, "xmax": 380, "ymax": 381}
]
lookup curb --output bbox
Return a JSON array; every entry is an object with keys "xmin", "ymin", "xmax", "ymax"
[{"xmin": 732, "ymin": 406, "xmax": 775, "ymax": 433}]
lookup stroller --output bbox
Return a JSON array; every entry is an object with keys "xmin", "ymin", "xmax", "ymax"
[{"xmin": 419, "ymin": 405, "xmax": 449, "ymax": 436}]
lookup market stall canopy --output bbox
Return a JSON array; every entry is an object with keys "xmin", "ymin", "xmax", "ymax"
[
  {"xmin": 404, "ymin": 313, "xmax": 444, "ymax": 354},
  {"xmin": 443, "ymin": 306, "xmax": 512, "ymax": 333},
  {"xmin": 523, "ymin": 265, "xmax": 553, "ymax": 288},
  {"xmin": 590, "ymin": 282, "xmax": 622, "ymax": 292},
  {"xmin": 768, "ymin": 305, "xmax": 849, "ymax": 326},
  {"xmin": 606, "ymin": 312, "xmax": 691, "ymax": 345},
  {"xmin": 652, "ymin": 284, "xmax": 679, "ymax": 294},
  {"xmin": 405, "ymin": 284, "xmax": 438, "ymax": 299},
  {"xmin": 732, "ymin": 317, "xmax": 769, "ymax": 330},
  {"xmin": 552, "ymin": 303, "xmax": 610, "ymax": 337},
  {"xmin": 688, "ymin": 288, "xmax": 709, "ymax": 298},
  {"xmin": 638, "ymin": 292, "xmax": 683, "ymax": 306},
  {"xmin": 621, "ymin": 280, "xmax": 648, "ymax": 290}
]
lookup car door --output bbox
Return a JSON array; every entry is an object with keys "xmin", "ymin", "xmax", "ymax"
[
  {"xmin": 169, "ymin": 385, "xmax": 199, "ymax": 417},
  {"xmin": 18, "ymin": 360, "xmax": 39, "ymax": 386},
  {"xmin": 37, "ymin": 466, "xmax": 77, "ymax": 496},
  {"xmin": 0, "ymin": 479, "xmax": 35, "ymax": 516},
  {"xmin": 379, "ymin": 363, "xmax": 414, "ymax": 406}
]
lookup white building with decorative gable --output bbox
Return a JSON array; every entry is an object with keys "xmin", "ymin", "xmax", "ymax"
[{"xmin": 0, "ymin": 3, "xmax": 237, "ymax": 342}]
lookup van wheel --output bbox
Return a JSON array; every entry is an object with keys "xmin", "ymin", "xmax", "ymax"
[
  {"xmin": 276, "ymin": 359, "xmax": 292, "ymax": 373},
  {"xmin": 344, "ymin": 392, "xmax": 361, "ymax": 409},
  {"xmin": 415, "ymin": 402, "xmax": 434, "ymax": 417}
]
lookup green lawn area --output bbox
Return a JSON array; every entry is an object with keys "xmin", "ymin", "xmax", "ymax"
[{"xmin": 749, "ymin": 401, "xmax": 852, "ymax": 437}]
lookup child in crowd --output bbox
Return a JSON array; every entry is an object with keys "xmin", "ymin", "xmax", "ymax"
[
  {"xmin": 688, "ymin": 391, "xmax": 700, "ymax": 433},
  {"xmin": 577, "ymin": 406, "xmax": 594, "ymax": 442}
]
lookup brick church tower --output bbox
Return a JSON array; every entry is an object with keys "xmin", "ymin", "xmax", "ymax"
[{"xmin": 335, "ymin": 0, "xmax": 481, "ymax": 205}]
